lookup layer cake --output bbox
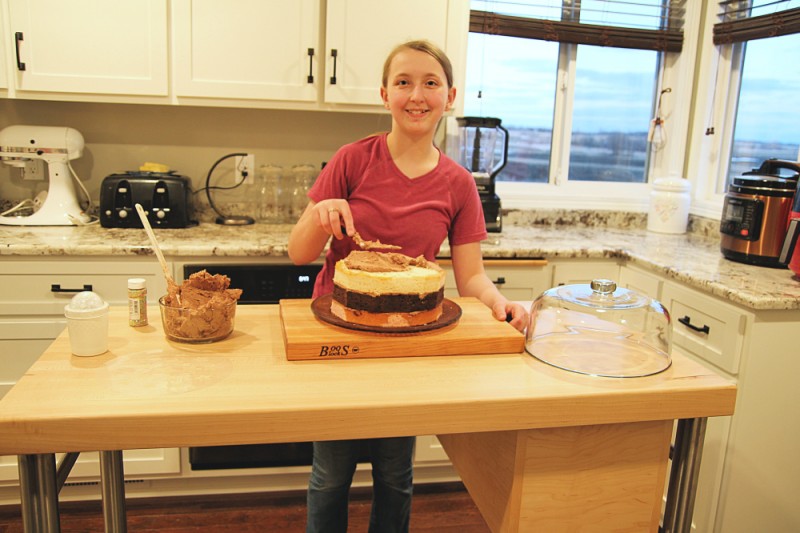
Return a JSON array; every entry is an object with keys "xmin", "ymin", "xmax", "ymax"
[{"xmin": 332, "ymin": 251, "xmax": 445, "ymax": 327}]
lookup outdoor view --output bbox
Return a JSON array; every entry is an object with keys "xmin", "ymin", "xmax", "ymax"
[
  {"xmin": 463, "ymin": 33, "xmax": 659, "ymax": 184},
  {"xmin": 463, "ymin": 20, "xmax": 800, "ymax": 188},
  {"xmin": 726, "ymin": 32, "xmax": 800, "ymax": 188}
]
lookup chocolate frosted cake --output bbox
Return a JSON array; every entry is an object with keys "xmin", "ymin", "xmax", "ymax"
[{"xmin": 331, "ymin": 251, "xmax": 445, "ymax": 327}]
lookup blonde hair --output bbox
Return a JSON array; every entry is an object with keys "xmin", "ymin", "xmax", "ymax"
[{"xmin": 381, "ymin": 40, "xmax": 454, "ymax": 89}]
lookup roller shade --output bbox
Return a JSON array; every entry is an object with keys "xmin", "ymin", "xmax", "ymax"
[
  {"xmin": 469, "ymin": 0, "xmax": 685, "ymax": 52},
  {"xmin": 714, "ymin": 1, "xmax": 800, "ymax": 44}
]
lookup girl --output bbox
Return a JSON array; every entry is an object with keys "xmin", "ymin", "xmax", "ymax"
[{"xmin": 289, "ymin": 40, "xmax": 528, "ymax": 533}]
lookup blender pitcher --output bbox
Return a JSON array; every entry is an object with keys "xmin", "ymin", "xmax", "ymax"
[
  {"xmin": 452, "ymin": 117, "xmax": 509, "ymax": 193},
  {"xmin": 448, "ymin": 116, "xmax": 509, "ymax": 232}
]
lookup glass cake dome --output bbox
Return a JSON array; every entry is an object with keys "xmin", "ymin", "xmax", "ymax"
[{"xmin": 525, "ymin": 279, "xmax": 672, "ymax": 378}]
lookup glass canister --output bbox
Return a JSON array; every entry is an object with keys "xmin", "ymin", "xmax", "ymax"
[
  {"xmin": 289, "ymin": 163, "xmax": 317, "ymax": 222},
  {"xmin": 647, "ymin": 176, "xmax": 691, "ymax": 234},
  {"xmin": 256, "ymin": 164, "xmax": 282, "ymax": 223},
  {"xmin": 525, "ymin": 279, "xmax": 672, "ymax": 378}
]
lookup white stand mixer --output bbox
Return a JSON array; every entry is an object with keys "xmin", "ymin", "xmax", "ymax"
[{"xmin": 0, "ymin": 125, "xmax": 90, "ymax": 225}]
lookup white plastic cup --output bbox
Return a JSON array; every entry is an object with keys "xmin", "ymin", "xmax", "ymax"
[
  {"xmin": 647, "ymin": 177, "xmax": 691, "ymax": 234},
  {"xmin": 64, "ymin": 292, "xmax": 110, "ymax": 357}
]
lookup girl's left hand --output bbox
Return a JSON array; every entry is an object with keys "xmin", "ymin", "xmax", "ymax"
[{"xmin": 493, "ymin": 301, "xmax": 528, "ymax": 333}]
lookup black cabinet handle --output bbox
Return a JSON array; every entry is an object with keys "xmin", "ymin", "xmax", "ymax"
[
  {"xmin": 492, "ymin": 276, "xmax": 506, "ymax": 286},
  {"xmin": 51, "ymin": 284, "xmax": 93, "ymax": 293},
  {"xmin": 330, "ymin": 49, "xmax": 338, "ymax": 85},
  {"xmin": 307, "ymin": 48, "xmax": 314, "ymax": 83},
  {"xmin": 15, "ymin": 32, "xmax": 26, "ymax": 71},
  {"xmin": 678, "ymin": 315, "xmax": 710, "ymax": 335}
]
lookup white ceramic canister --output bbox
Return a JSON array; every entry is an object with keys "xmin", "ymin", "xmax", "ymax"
[
  {"xmin": 64, "ymin": 291, "xmax": 110, "ymax": 356},
  {"xmin": 647, "ymin": 176, "xmax": 691, "ymax": 234}
]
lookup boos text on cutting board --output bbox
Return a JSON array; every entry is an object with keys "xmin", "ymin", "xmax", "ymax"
[{"xmin": 318, "ymin": 344, "xmax": 361, "ymax": 357}]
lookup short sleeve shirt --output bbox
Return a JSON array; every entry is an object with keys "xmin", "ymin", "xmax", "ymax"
[{"xmin": 308, "ymin": 134, "xmax": 486, "ymax": 297}]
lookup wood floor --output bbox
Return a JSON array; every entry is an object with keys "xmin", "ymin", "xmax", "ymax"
[{"xmin": 0, "ymin": 482, "xmax": 490, "ymax": 532}]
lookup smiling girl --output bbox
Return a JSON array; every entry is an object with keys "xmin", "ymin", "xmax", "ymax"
[{"xmin": 289, "ymin": 40, "xmax": 527, "ymax": 533}]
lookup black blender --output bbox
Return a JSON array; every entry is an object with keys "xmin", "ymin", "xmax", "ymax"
[{"xmin": 451, "ymin": 116, "xmax": 509, "ymax": 232}]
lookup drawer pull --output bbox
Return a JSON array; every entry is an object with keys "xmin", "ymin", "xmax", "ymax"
[
  {"xmin": 493, "ymin": 276, "xmax": 506, "ymax": 286},
  {"xmin": 51, "ymin": 284, "xmax": 93, "ymax": 293},
  {"xmin": 678, "ymin": 315, "xmax": 710, "ymax": 335}
]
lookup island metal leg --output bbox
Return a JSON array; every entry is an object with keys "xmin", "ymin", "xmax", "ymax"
[
  {"xmin": 18, "ymin": 453, "xmax": 61, "ymax": 533},
  {"xmin": 662, "ymin": 417, "xmax": 708, "ymax": 533},
  {"xmin": 99, "ymin": 450, "xmax": 127, "ymax": 533}
]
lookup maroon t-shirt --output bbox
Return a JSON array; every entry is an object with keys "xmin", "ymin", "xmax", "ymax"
[{"xmin": 308, "ymin": 134, "xmax": 487, "ymax": 297}]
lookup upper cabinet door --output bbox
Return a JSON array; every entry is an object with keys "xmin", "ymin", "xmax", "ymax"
[
  {"xmin": 7, "ymin": 0, "xmax": 168, "ymax": 96},
  {"xmin": 0, "ymin": 6, "xmax": 7, "ymax": 90},
  {"xmin": 324, "ymin": 0, "xmax": 451, "ymax": 106},
  {"xmin": 172, "ymin": 0, "xmax": 319, "ymax": 102}
]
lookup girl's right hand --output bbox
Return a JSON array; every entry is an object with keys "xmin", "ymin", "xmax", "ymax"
[{"xmin": 312, "ymin": 199, "xmax": 354, "ymax": 241}]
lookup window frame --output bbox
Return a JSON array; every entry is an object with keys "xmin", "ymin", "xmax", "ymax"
[
  {"xmin": 685, "ymin": 3, "xmax": 745, "ymax": 219},
  {"xmin": 483, "ymin": 1, "xmax": 702, "ymax": 212}
]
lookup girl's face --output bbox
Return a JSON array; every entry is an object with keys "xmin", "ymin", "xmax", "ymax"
[{"xmin": 380, "ymin": 49, "xmax": 456, "ymax": 138}]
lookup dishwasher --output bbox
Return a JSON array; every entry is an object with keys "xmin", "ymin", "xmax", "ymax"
[{"xmin": 181, "ymin": 262, "xmax": 370, "ymax": 470}]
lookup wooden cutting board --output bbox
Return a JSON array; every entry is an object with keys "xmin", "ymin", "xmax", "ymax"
[{"xmin": 280, "ymin": 297, "xmax": 525, "ymax": 360}]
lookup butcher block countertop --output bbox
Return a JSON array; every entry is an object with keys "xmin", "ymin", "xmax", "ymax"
[{"xmin": 0, "ymin": 303, "xmax": 736, "ymax": 456}]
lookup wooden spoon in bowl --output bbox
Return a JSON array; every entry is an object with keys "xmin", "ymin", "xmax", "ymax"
[{"xmin": 134, "ymin": 203, "xmax": 180, "ymax": 300}]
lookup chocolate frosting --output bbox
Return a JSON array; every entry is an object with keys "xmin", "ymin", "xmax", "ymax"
[{"xmin": 343, "ymin": 251, "xmax": 440, "ymax": 273}]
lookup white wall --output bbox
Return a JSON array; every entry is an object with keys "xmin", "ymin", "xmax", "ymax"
[{"xmin": 0, "ymin": 99, "xmax": 393, "ymax": 205}]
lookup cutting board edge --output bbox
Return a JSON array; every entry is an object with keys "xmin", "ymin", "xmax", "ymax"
[{"xmin": 280, "ymin": 296, "xmax": 524, "ymax": 361}]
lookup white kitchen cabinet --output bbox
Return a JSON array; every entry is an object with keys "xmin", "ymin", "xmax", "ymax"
[
  {"xmin": 1, "ymin": 0, "xmax": 468, "ymax": 110},
  {"xmin": 0, "ymin": 257, "xmax": 177, "ymax": 484},
  {"xmin": 5, "ymin": 0, "xmax": 168, "ymax": 98},
  {"xmin": 323, "ymin": 0, "xmax": 462, "ymax": 107},
  {"xmin": 619, "ymin": 263, "xmax": 663, "ymax": 299},
  {"xmin": 659, "ymin": 279, "xmax": 800, "ymax": 533},
  {"xmin": 414, "ymin": 435, "xmax": 449, "ymax": 463},
  {"xmin": 550, "ymin": 259, "xmax": 620, "ymax": 287},
  {"xmin": 440, "ymin": 258, "xmax": 552, "ymax": 301},
  {"xmin": 0, "ymin": 257, "xmax": 168, "ymax": 394},
  {"xmin": 0, "ymin": 4, "xmax": 7, "ymax": 91},
  {"xmin": 171, "ymin": 0, "xmax": 319, "ymax": 103},
  {"xmin": 661, "ymin": 281, "xmax": 747, "ymax": 376},
  {"xmin": 172, "ymin": 0, "xmax": 469, "ymax": 110}
]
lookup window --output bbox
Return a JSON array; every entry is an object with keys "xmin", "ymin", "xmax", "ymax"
[
  {"xmin": 716, "ymin": 0, "xmax": 800, "ymax": 191},
  {"xmin": 726, "ymin": 33, "xmax": 800, "ymax": 188},
  {"xmin": 690, "ymin": 1, "xmax": 800, "ymax": 213},
  {"xmin": 461, "ymin": 0, "xmax": 685, "ymax": 202}
]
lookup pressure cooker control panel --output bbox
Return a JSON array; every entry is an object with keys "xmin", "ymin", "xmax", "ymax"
[{"xmin": 720, "ymin": 196, "xmax": 763, "ymax": 241}]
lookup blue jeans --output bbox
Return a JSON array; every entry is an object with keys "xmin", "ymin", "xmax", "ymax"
[{"xmin": 306, "ymin": 437, "xmax": 415, "ymax": 533}]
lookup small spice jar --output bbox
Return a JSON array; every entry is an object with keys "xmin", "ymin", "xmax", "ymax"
[{"xmin": 128, "ymin": 278, "xmax": 148, "ymax": 327}]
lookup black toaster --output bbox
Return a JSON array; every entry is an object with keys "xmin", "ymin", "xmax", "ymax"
[{"xmin": 99, "ymin": 171, "xmax": 198, "ymax": 229}]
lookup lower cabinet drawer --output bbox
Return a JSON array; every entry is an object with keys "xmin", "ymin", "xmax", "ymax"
[
  {"xmin": 0, "ymin": 260, "xmax": 168, "ymax": 316},
  {"xmin": 0, "ymin": 319, "xmax": 67, "ymax": 399},
  {"xmin": 551, "ymin": 260, "xmax": 620, "ymax": 287},
  {"xmin": 661, "ymin": 282, "xmax": 749, "ymax": 375},
  {"xmin": 440, "ymin": 259, "xmax": 551, "ymax": 301}
]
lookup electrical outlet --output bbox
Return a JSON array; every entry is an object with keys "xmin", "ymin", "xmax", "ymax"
[
  {"xmin": 22, "ymin": 160, "xmax": 46, "ymax": 181},
  {"xmin": 235, "ymin": 154, "xmax": 255, "ymax": 185}
]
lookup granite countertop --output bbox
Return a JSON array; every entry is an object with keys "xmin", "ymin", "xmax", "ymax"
[{"xmin": 1, "ymin": 218, "xmax": 799, "ymax": 311}]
